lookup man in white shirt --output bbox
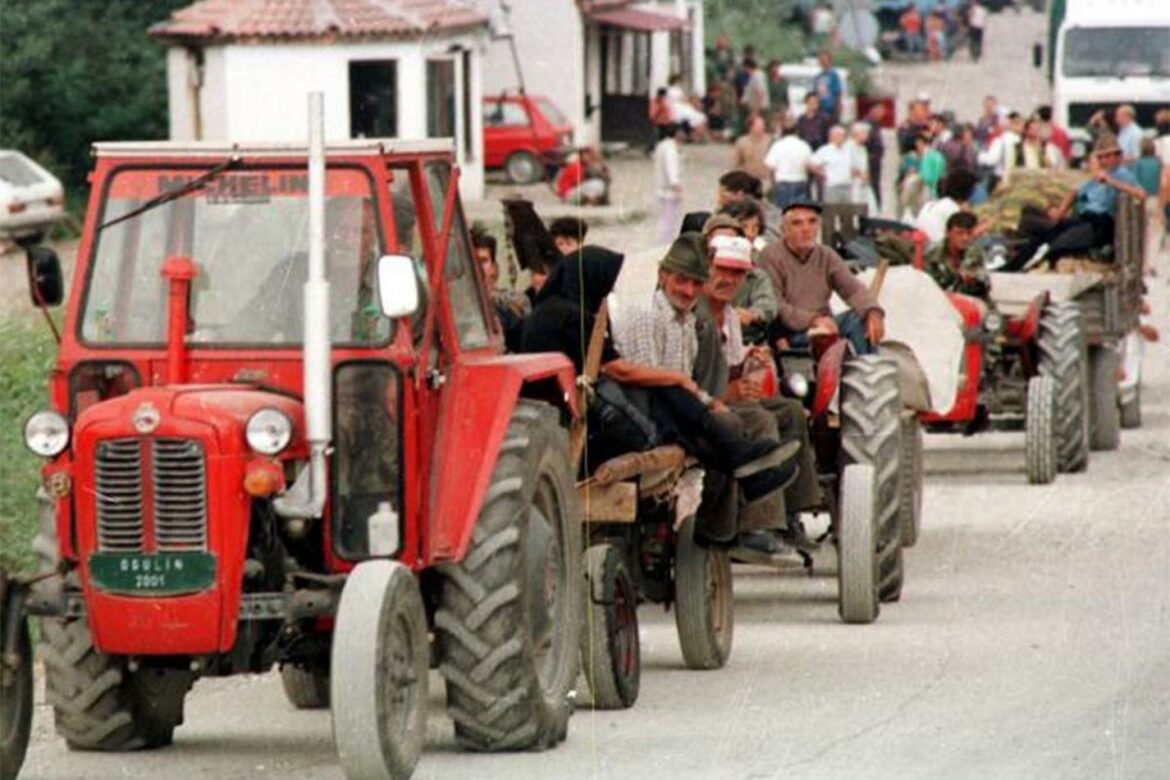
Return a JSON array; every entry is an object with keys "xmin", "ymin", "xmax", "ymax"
[
  {"xmin": 977, "ymin": 111, "xmax": 1023, "ymax": 193},
  {"xmin": 809, "ymin": 125, "xmax": 854, "ymax": 204},
  {"xmin": 654, "ymin": 123, "xmax": 684, "ymax": 243},
  {"xmin": 1115, "ymin": 105, "xmax": 1143, "ymax": 163},
  {"xmin": 764, "ymin": 123, "xmax": 813, "ymax": 209}
]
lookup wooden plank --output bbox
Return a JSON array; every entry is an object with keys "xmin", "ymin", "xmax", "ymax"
[{"xmin": 578, "ymin": 481, "xmax": 637, "ymax": 524}]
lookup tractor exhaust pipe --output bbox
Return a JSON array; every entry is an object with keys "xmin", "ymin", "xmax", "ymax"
[{"xmin": 275, "ymin": 92, "xmax": 331, "ymax": 520}]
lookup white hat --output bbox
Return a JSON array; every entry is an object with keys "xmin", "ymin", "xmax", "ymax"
[{"xmin": 709, "ymin": 235, "xmax": 753, "ymax": 271}]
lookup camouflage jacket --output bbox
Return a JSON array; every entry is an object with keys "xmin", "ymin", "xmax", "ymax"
[{"xmin": 924, "ymin": 241, "xmax": 990, "ymax": 298}]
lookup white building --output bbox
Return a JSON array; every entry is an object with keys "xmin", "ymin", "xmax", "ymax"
[
  {"xmin": 479, "ymin": 0, "xmax": 704, "ymax": 147},
  {"xmin": 151, "ymin": 0, "xmax": 490, "ymax": 198}
]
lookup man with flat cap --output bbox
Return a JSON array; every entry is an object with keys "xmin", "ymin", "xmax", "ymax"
[{"xmin": 757, "ymin": 199, "xmax": 885, "ymax": 356}]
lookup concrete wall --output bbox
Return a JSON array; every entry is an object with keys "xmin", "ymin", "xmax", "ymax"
[
  {"xmin": 163, "ymin": 35, "xmax": 486, "ymax": 199},
  {"xmin": 479, "ymin": 0, "xmax": 587, "ymax": 146}
]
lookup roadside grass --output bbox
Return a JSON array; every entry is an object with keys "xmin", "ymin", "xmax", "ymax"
[{"xmin": 0, "ymin": 320, "xmax": 56, "ymax": 574}]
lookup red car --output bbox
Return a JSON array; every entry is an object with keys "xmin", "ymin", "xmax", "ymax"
[{"xmin": 483, "ymin": 94, "xmax": 573, "ymax": 184}]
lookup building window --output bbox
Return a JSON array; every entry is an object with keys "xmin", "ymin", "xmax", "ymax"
[
  {"xmin": 349, "ymin": 60, "xmax": 398, "ymax": 138},
  {"xmin": 427, "ymin": 59, "xmax": 456, "ymax": 139},
  {"xmin": 461, "ymin": 50, "xmax": 474, "ymax": 158}
]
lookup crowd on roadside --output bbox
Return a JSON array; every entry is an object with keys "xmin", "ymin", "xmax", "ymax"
[{"xmin": 893, "ymin": 0, "xmax": 991, "ymax": 63}]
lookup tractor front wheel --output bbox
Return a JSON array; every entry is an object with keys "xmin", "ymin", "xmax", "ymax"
[
  {"xmin": 1038, "ymin": 302, "xmax": 1090, "ymax": 473},
  {"xmin": 331, "ymin": 561, "xmax": 428, "ymax": 780},
  {"xmin": 1025, "ymin": 375, "xmax": 1057, "ymax": 485},
  {"xmin": 674, "ymin": 516, "xmax": 734, "ymax": 670},
  {"xmin": 580, "ymin": 543, "xmax": 640, "ymax": 709},
  {"xmin": 0, "ymin": 575, "xmax": 33, "ymax": 780},
  {"xmin": 435, "ymin": 400, "xmax": 582, "ymax": 751},
  {"xmin": 837, "ymin": 464, "xmax": 879, "ymax": 624},
  {"xmin": 281, "ymin": 663, "xmax": 330, "ymax": 710},
  {"xmin": 897, "ymin": 412, "xmax": 924, "ymax": 548}
]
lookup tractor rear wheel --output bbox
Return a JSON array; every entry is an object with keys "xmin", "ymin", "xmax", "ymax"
[
  {"xmin": 1025, "ymin": 375, "xmax": 1057, "ymax": 485},
  {"xmin": 837, "ymin": 464, "xmax": 878, "ymax": 624},
  {"xmin": 281, "ymin": 664, "xmax": 330, "ymax": 710},
  {"xmin": 1038, "ymin": 303, "xmax": 1090, "ymax": 473},
  {"xmin": 1120, "ymin": 381, "xmax": 1141, "ymax": 429},
  {"xmin": 0, "ymin": 575, "xmax": 33, "ymax": 780},
  {"xmin": 331, "ymin": 561, "xmax": 428, "ymax": 780},
  {"xmin": 580, "ymin": 544, "xmax": 640, "ymax": 709},
  {"xmin": 435, "ymin": 400, "xmax": 582, "ymax": 751},
  {"xmin": 674, "ymin": 515, "xmax": 734, "ymax": 670},
  {"xmin": 897, "ymin": 411, "xmax": 924, "ymax": 549},
  {"xmin": 1088, "ymin": 345, "xmax": 1121, "ymax": 451},
  {"xmin": 840, "ymin": 355, "xmax": 904, "ymax": 605},
  {"xmin": 33, "ymin": 490, "xmax": 193, "ymax": 751}
]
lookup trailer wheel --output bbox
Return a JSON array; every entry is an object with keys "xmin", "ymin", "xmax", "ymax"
[
  {"xmin": 1120, "ymin": 381, "xmax": 1141, "ymax": 429},
  {"xmin": 435, "ymin": 400, "xmax": 582, "ymax": 751},
  {"xmin": 1025, "ymin": 375, "xmax": 1057, "ymax": 485},
  {"xmin": 505, "ymin": 151, "xmax": 543, "ymax": 184},
  {"xmin": 332, "ymin": 561, "xmax": 428, "ymax": 780},
  {"xmin": 1038, "ymin": 303, "xmax": 1090, "ymax": 472},
  {"xmin": 580, "ymin": 544, "xmax": 640, "ymax": 709},
  {"xmin": 0, "ymin": 576, "xmax": 33, "ymax": 780},
  {"xmin": 281, "ymin": 664, "xmax": 330, "ymax": 710},
  {"xmin": 674, "ymin": 516, "xmax": 734, "ymax": 670},
  {"xmin": 1088, "ymin": 345, "xmax": 1121, "ymax": 451},
  {"xmin": 897, "ymin": 412, "xmax": 924, "ymax": 549},
  {"xmin": 837, "ymin": 464, "xmax": 878, "ymax": 624},
  {"xmin": 840, "ymin": 355, "xmax": 904, "ymax": 604}
]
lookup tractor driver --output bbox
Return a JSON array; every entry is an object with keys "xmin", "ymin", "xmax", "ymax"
[
  {"xmin": 757, "ymin": 200, "xmax": 885, "ymax": 356},
  {"xmin": 924, "ymin": 211, "xmax": 991, "ymax": 299}
]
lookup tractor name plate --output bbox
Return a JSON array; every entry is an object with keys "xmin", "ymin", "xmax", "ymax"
[{"xmin": 88, "ymin": 552, "xmax": 216, "ymax": 595}]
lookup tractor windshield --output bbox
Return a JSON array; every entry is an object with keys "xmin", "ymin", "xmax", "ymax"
[{"xmin": 81, "ymin": 166, "xmax": 394, "ymax": 346}]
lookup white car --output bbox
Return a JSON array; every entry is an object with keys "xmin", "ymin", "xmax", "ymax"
[{"xmin": 0, "ymin": 150, "xmax": 65, "ymax": 242}]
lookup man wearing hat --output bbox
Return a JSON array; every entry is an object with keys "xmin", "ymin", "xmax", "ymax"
[
  {"xmin": 703, "ymin": 212, "xmax": 777, "ymax": 345},
  {"xmin": 757, "ymin": 200, "xmax": 885, "ymax": 356},
  {"xmin": 1022, "ymin": 134, "xmax": 1147, "ymax": 266},
  {"xmin": 699, "ymin": 235, "xmax": 823, "ymax": 554}
]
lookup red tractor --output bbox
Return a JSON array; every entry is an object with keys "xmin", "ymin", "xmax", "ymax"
[{"xmin": 14, "ymin": 98, "xmax": 583, "ymax": 779}]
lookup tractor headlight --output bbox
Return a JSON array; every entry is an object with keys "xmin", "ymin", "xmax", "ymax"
[
  {"xmin": 246, "ymin": 408, "xmax": 293, "ymax": 455},
  {"xmin": 984, "ymin": 310, "xmax": 1005, "ymax": 334},
  {"xmin": 24, "ymin": 410, "xmax": 69, "ymax": 458},
  {"xmin": 786, "ymin": 372, "xmax": 810, "ymax": 398}
]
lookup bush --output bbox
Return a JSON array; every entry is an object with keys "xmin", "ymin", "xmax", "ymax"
[{"xmin": 0, "ymin": 322, "xmax": 57, "ymax": 574}]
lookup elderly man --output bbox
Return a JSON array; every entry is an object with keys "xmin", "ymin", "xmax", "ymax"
[
  {"xmin": 809, "ymin": 126, "xmax": 854, "ymax": 204},
  {"xmin": 706, "ymin": 210, "xmax": 777, "ymax": 345},
  {"xmin": 757, "ymin": 200, "xmax": 885, "ymax": 356},
  {"xmin": 612, "ymin": 233, "xmax": 799, "ymax": 545},
  {"xmin": 699, "ymin": 235, "xmax": 823, "ymax": 554}
]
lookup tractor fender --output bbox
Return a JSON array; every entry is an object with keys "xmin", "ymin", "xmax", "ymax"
[
  {"xmin": 426, "ymin": 352, "xmax": 577, "ymax": 563},
  {"xmin": 878, "ymin": 341, "xmax": 933, "ymax": 412},
  {"xmin": 812, "ymin": 340, "xmax": 849, "ymax": 418},
  {"xmin": 1007, "ymin": 292, "xmax": 1049, "ymax": 344}
]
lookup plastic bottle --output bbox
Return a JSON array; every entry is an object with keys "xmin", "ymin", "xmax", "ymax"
[{"xmin": 367, "ymin": 501, "xmax": 399, "ymax": 557}]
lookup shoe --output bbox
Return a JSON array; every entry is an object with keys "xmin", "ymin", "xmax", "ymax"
[
  {"xmin": 732, "ymin": 439, "xmax": 801, "ymax": 479},
  {"xmin": 776, "ymin": 514, "xmax": 820, "ymax": 553},
  {"xmin": 739, "ymin": 460, "xmax": 800, "ymax": 503},
  {"xmin": 1022, "ymin": 242, "xmax": 1050, "ymax": 271},
  {"xmin": 734, "ymin": 530, "xmax": 779, "ymax": 556}
]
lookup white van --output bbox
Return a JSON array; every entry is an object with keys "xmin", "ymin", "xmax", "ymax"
[{"xmin": 1052, "ymin": 0, "xmax": 1170, "ymax": 163}]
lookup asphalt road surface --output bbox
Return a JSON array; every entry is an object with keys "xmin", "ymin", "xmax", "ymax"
[{"xmin": 16, "ymin": 8, "xmax": 1170, "ymax": 780}]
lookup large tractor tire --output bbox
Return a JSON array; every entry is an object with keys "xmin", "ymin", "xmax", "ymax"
[
  {"xmin": 281, "ymin": 664, "xmax": 330, "ymax": 710},
  {"xmin": 1088, "ymin": 345, "xmax": 1121, "ymax": 451},
  {"xmin": 1038, "ymin": 303, "xmax": 1090, "ymax": 473},
  {"xmin": 580, "ymin": 544, "xmax": 640, "ymax": 709},
  {"xmin": 1025, "ymin": 375, "xmax": 1057, "ymax": 485},
  {"xmin": 33, "ymin": 491, "xmax": 193, "ymax": 751},
  {"xmin": 837, "ymin": 464, "xmax": 878, "ymax": 625},
  {"xmin": 1120, "ymin": 382, "xmax": 1141, "ymax": 429},
  {"xmin": 840, "ymin": 355, "xmax": 904, "ymax": 605},
  {"xmin": 332, "ymin": 561, "xmax": 428, "ymax": 780},
  {"xmin": 0, "ymin": 575, "xmax": 33, "ymax": 780},
  {"xmin": 897, "ymin": 411, "xmax": 924, "ymax": 549},
  {"xmin": 674, "ymin": 516, "xmax": 734, "ymax": 670},
  {"xmin": 435, "ymin": 400, "xmax": 582, "ymax": 752}
]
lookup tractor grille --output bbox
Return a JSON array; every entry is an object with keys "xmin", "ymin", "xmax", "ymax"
[
  {"xmin": 152, "ymin": 439, "xmax": 207, "ymax": 551},
  {"xmin": 95, "ymin": 439, "xmax": 145, "ymax": 552},
  {"xmin": 94, "ymin": 438, "xmax": 207, "ymax": 553}
]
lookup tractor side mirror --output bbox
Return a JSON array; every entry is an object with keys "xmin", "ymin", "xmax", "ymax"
[
  {"xmin": 26, "ymin": 245, "xmax": 63, "ymax": 308},
  {"xmin": 376, "ymin": 254, "xmax": 420, "ymax": 318}
]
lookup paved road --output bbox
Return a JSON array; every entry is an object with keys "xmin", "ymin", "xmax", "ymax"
[{"xmin": 18, "ymin": 7, "xmax": 1170, "ymax": 780}]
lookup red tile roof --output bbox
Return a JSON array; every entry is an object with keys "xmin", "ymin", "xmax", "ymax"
[
  {"xmin": 578, "ymin": 0, "xmax": 638, "ymax": 11},
  {"xmin": 151, "ymin": 0, "xmax": 487, "ymax": 43}
]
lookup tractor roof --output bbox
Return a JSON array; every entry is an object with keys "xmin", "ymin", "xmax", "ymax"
[{"xmin": 92, "ymin": 138, "xmax": 455, "ymax": 159}]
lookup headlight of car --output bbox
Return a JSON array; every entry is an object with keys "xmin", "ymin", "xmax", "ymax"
[
  {"xmin": 246, "ymin": 408, "xmax": 293, "ymax": 455},
  {"xmin": 786, "ymin": 372, "xmax": 810, "ymax": 398},
  {"xmin": 24, "ymin": 410, "xmax": 69, "ymax": 457},
  {"xmin": 984, "ymin": 310, "xmax": 1005, "ymax": 334}
]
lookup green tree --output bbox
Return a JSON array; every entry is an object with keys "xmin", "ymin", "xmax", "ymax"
[{"xmin": 0, "ymin": 0, "xmax": 189, "ymax": 198}]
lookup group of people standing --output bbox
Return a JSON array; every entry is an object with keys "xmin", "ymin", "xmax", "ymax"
[{"xmin": 897, "ymin": 0, "xmax": 989, "ymax": 62}]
